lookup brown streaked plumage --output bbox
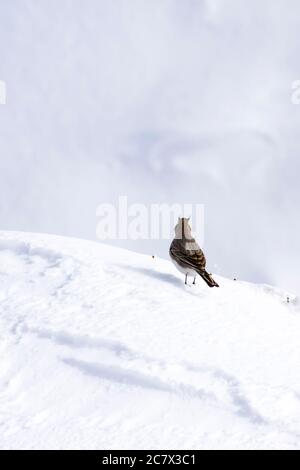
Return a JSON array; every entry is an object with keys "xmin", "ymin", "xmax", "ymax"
[{"xmin": 169, "ymin": 217, "xmax": 219, "ymax": 288}]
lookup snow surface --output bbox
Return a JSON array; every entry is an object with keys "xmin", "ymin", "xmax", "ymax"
[{"xmin": 0, "ymin": 231, "xmax": 299, "ymax": 450}]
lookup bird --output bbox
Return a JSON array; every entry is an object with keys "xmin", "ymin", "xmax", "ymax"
[{"xmin": 169, "ymin": 217, "xmax": 219, "ymax": 288}]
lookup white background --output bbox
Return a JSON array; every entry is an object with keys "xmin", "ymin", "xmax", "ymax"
[{"xmin": 0, "ymin": 0, "xmax": 299, "ymax": 291}]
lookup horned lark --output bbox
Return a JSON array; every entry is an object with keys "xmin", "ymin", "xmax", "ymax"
[{"xmin": 169, "ymin": 217, "xmax": 219, "ymax": 288}]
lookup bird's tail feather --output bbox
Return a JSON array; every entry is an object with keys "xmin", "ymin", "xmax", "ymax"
[{"xmin": 198, "ymin": 270, "xmax": 219, "ymax": 288}]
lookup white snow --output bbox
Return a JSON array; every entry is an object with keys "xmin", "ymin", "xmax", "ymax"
[{"xmin": 0, "ymin": 231, "xmax": 299, "ymax": 450}]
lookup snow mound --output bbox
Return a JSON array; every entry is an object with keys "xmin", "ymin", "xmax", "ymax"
[{"xmin": 0, "ymin": 231, "xmax": 299, "ymax": 450}]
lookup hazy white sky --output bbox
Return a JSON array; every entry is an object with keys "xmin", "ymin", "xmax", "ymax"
[{"xmin": 0, "ymin": 0, "xmax": 299, "ymax": 291}]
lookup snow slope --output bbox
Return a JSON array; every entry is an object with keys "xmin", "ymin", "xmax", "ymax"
[{"xmin": 0, "ymin": 231, "xmax": 299, "ymax": 450}]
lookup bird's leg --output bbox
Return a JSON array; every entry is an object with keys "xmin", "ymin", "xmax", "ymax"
[
  {"xmin": 185, "ymin": 273, "xmax": 188, "ymax": 285},
  {"xmin": 193, "ymin": 276, "xmax": 196, "ymax": 285}
]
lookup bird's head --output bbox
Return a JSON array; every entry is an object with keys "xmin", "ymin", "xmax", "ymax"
[{"xmin": 174, "ymin": 217, "xmax": 192, "ymax": 239}]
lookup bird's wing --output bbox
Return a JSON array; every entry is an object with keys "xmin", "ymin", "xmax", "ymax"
[{"xmin": 170, "ymin": 239, "xmax": 206, "ymax": 272}]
